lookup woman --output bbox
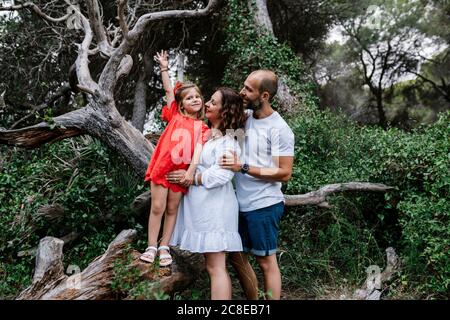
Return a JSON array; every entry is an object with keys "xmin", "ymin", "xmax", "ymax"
[{"xmin": 167, "ymin": 87, "xmax": 247, "ymax": 300}]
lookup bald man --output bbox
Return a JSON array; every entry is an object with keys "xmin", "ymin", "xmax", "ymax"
[{"xmin": 219, "ymin": 70, "xmax": 295, "ymax": 300}]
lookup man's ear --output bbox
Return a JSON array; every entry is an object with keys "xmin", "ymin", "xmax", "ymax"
[{"xmin": 261, "ymin": 91, "xmax": 270, "ymax": 101}]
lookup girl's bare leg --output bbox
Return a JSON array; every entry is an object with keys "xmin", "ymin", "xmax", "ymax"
[
  {"xmin": 159, "ymin": 189, "xmax": 183, "ymax": 262},
  {"xmin": 148, "ymin": 182, "xmax": 169, "ymax": 247}
]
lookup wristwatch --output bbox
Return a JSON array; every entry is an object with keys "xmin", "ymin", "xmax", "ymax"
[{"xmin": 240, "ymin": 163, "xmax": 249, "ymax": 174}]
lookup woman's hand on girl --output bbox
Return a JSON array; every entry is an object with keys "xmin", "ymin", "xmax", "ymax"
[
  {"xmin": 166, "ymin": 169, "xmax": 191, "ymax": 187},
  {"xmin": 181, "ymin": 170, "xmax": 195, "ymax": 186}
]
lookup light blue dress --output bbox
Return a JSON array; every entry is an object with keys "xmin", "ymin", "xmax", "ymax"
[{"xmin": 170, "ymin": 135, "xmax": 243, "ymax": 253}]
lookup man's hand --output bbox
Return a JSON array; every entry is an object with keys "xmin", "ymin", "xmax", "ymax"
[
  {"xmin": 166, "ymin": 169, "xmax": 191, "ymax": 187},
  {"xmin": 219, "ymin": 151, "xmax": 241, "ymax": 173}
]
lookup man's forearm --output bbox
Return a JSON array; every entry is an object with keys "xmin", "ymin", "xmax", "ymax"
[
  {"xmin": 220, "ymin": 153, "xmax": 293, "ymax": 183},
  {"xmin": 246, "ymin": 166, "xmax": 292, "ymax": 183}
]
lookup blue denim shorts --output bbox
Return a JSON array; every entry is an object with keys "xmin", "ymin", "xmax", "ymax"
[{"xmin": 238, "ymin": 201, "xmax": 285, "ymax": 256}]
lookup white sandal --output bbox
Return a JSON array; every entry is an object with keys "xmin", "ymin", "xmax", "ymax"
[
  {"xmin": 140, "ymin": 246, "xmax": 157, "ymax": 263},
  {"xmin": 158, "ymin": 245, "xmax": 173, "ymax": 267}
]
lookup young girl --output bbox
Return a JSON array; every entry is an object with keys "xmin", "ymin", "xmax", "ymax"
[{"xmin": 140, "ymin": 50, "xmax": 210, "ymax": 267}]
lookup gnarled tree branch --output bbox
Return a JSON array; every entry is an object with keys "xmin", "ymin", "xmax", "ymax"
[
  {"xmin": 9, "ymin": 84, "xmax": 72, "ymax": 130},
  {"xmin": 66, "ymin": 1, "xmax": 100, "ymax": 95},
  {"xmin": 0, "ymin": 2, "xmax": 71, "ymax": 23},
  {"xmin": 0, "ymin": 108, "xmax": 89, "ymax": 148},
  {"xmin": 1, "ymin": 1, "xmax": 220, "ymax": 177},
  {"xmin": 131, "ymin": 182, "xmax": 394, "ymax": 217},
  {"xmin": 85, "ymin": 0, "xmax": 113, "ymax": 57},
  {"xmin": 284, "ymin": 182, "xmax": 394, "ymax": 207},
  {"xmin": 17, "ymin": 230, "xmax": 205, "ymax": 300},
  {"xmin": 98, "ymin": 0, "xmax": 223, "ymax": 96}
]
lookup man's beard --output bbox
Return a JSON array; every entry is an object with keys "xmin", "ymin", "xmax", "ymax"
[{"xmin": 246, "ymin": 98, "xmax": 263, "ymax": 111}]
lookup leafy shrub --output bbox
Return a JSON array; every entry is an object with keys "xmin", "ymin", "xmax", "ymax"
[
  {"xmin": 0, "ymin": 136, "xmax": 146, "ymax": 298},
  {"xmin": 280, "ymin": 110, "xmax": 449, "ymax": 297}
]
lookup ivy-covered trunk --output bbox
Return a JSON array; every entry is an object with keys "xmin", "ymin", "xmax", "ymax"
[{"xmin": 221, "ymin": 0, "xmax": 316, "ymax": 116}]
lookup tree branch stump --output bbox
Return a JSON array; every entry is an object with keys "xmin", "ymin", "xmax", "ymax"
[
  {"xmin": 353, "ymin": 247, "xmax": 401, "ymax": 300},
  {"xmin": 16, "ymin": 230, "xmax": 204, "ymax": 300}
]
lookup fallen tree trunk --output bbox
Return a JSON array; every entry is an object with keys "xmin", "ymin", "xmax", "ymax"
[
  {"xmin": 132, "ymin": 182, "xmax": 394, "ymax": 216},
  {"xmin": 284, "ymin": 182, "xmax": 394, "ymax": 208},
  {"xmin": 16, "ymin": 229, "xmax": 204, "ymax": 300}
]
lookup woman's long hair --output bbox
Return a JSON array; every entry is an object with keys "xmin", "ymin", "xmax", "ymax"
[{"xmin": 214, "ymin": 87, "xmax": 247, "ymax": 134}]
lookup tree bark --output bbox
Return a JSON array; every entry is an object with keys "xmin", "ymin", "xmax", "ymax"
[
  {"xmin": 85, "ymin": 0, "xmax": 113, "ymax": 57},
  {"xmin": 16, "ymin": 230, "xmax": 205, "ymax": 300},
  {"xmin": 132, "ymin": 182, "xmax": 393, "ymax": 216},
  {"xmin": 375, "ymin": 91, "xmax": 387, "ymax": 129},
  {"xmin": 248, "ymin": 0, "xmax": 299, "ymax": 114},
  {"xmin": 284, "ymin": 182, "xmax": 393, "ymax": 208},
  {"xmin": 353, "ymin": 247, "xmax": 401, "ymax": 300},
  {"xmin": 131, "ymin": 50, "xmax": 153, "ymax": 132},
  {"xmin": 0, "ymin": 104, "xmax": 154, "ymax": 175}
]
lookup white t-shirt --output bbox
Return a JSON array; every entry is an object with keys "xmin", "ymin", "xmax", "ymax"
[{"xmin": 235, "ymin": 110, "xmax": 295, "ymax": 212}]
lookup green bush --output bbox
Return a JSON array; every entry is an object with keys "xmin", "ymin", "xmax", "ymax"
[
  {"xmin": 280, "ymin": 110, "xmax": 449, "ymax": 297},
  {"xmin": 0, "ymin": 136, "xmax": 146, "ymax": 299}
]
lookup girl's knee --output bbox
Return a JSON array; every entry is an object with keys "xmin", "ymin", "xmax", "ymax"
[
  {"xmin": 166, "ymin": 193, "xmax": 182, "ymax": 215},
  {"xmin": 150, "ymin": 203, "xmax": 165, "ymax": 215},
  {"xmin": 166, "ymin": 205, "xmax": 178, "ymax": 216}
]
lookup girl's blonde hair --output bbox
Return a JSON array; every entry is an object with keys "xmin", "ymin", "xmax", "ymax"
[{"xmin": 174, "ymin": 82, "xmax": 205, "ymax": 120}]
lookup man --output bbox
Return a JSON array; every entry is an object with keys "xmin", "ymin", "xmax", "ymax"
[{"xmin": 219, "ymin": 70, "xmax": 295, "ymax": 300}]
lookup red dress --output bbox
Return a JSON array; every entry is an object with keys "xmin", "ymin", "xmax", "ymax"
[{"xmin": 144, "ymin": 100, "xmax": 210, "ymax": 193}]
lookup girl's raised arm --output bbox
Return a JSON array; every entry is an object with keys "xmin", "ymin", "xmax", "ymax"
[{"xmin": 154, "ymin": 50, "xmax": 175, "ymax": 107}]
